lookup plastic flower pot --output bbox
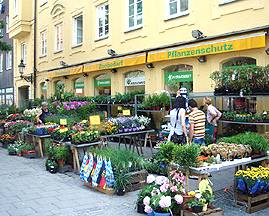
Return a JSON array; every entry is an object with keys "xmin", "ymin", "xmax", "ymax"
[
  {"xmin": 116, "ymin": 188, "xmax": 125, "ymax": 196},
  {"xmin": 153, "ymin": 211, "xmax": 170, "ymax": 216},
  {"xmin": 136, "ymin": 202, "xmax": 145, "ymax": 214},
  {"xmin": 147, "ymin": 212, "xmax": 155, "ymax": 216},
  {"xmin": 57, "ymin": 159, "xmax": 65, "ymax": 167},
  {"xmin": 192, "ymin": 206, "xmax": 203, "ymax": 213}
]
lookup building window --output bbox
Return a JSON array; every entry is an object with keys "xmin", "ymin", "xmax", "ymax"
[
  {"xmin": 40, "ymin": 30, "xmax": 47, "ymax": 56},
  {"xmin": 5, "ymin": 16, "xmax": 9, "ymax": 33},
  {"xmin": 40, "ymin": 82, "xmax": 47, "ymax": 99},
  {"xmin": 96, "ymin": 3, "xmax": 109, "ymax": 39},
  {"xmin": 6, "ymin": 51, "xmax": 12, "ymax": 70},
  {"xmin": 167, "ymin": 0, "xmax": 188, "ymax": 19},
  {"xmin": 94, "ymin": 74, "xmax": 111, "ymax": 96},
  {"xmin": 163, "ymin": 64, "xmax": 193, "ymax": 93},
  {"xmin": 73, "ymin": 15, "xmax": 83, "ymax": 46},
  {"xmin": 127, "ymin": 0, "xmax": 143, "ymax": 30},
  {"xmin": 125, "ymin": 71, "xmax": 145, "ymax": 93},
  {"xmin": 40, "ymin": 0, "xmax": 48, "ymax": 6},
  {"xmin": 0, "ymin": 53, "xmax": 3, "ymax": 72},
  {"xmin": 14, "ymin": 0, "xmax": 18, "ymax": 16},
  {"xmin": 21, "ymin": 43, "xmax": 27, "ymax": 64},
  {"xmin": 220, "ymin": 0, "xmax": 237, "ymax": 4},
  {"xmin": 74, "ymin": 77, "xmax": 85, "ymax": 96},
  {"xmin": 55, "ymin": 23, "xmax": 63, "ymax": 52}
]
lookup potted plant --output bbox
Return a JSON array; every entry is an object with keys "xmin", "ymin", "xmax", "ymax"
[
  {"xmin": 137, "ymin": 184, "xmax": 155, "ymax": 213},
  {"xmin": 187, "ymin": 199, "xmax": 204, "ymax": 213},
  {"xmin": 45, "ymin": 159, "xmax": 59, "ymax": 174},
  {"xmin": 54, "ymin": 145, "xmax": 69, "ymax": 167},
  {"xmin": 114, "ymin": 168, "xmax": 129, "ymax": 196}
]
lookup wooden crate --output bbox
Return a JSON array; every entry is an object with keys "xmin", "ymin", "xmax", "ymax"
[
  {"xmin": 83, "ymin": 182, "xmax": 115, "ymax": 195},
  {"xmin": 237, "ymin": 192, "xmax": 269, "ymax": 213},
  {"xmin": 183, "ymin": 208, "xmax": 224, "ymax": 216},
  {"xmin": 126, "ymin": 169, "xmax": 148, "ymax": 192}
]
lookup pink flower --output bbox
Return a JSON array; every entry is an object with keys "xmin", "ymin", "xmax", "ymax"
[
  {"xmin": 160, "ymin": 183, "xmax": 169, "ymax": 193},
  {"xmin": 170, "ymin": 186, "xmax": 178, "ymax": 193},
  {"xmin": 143, "ymin": 196, "xmax": 150, "ymax": 206},
  {"xmin": 159, "ymin": 196, "xmax": 171, "ymax": 208},
  {"xmin": 155, "ymin": 176, "xmax": 169, "ymax": 185},
  {"xmin": 147, "ymin": 175, "xmax": 155, "ymax": 184},
  {"xmin": 174, "ymin": 195, "xmax": 183, "ymax": 204},
  {"xmin": 144, "ymin": 205, "xmax": 153, "ymax": 214}
]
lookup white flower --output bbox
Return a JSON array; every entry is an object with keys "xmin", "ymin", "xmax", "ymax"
[
  {"xmin": 144, "ymin": 205, "xmax": 153, "ymax": 214},
  {"xmin": 147, "ymin": 175, "xmax": 155, "ymax": 184},
  {"xmin": 174, "ymin": 195, "xmax": 183, "ymax": 204},
  {"xmin": 155, "ymin": 176, "xmax": 169, "ymax": 185},
  {"xmin": 195, "ymin": 193, "xmax": 202, "ymax": 199},
  {"xmin": 143, "ymin": 196, "xmax": 150, "ymax": 206},
  {"xmin": 159, "ymin": 196, "xmax": 171, "ymax": 208}
]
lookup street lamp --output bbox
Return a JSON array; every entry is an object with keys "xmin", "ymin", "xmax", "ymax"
[{"xmin": 18, "ymin": 59, "xmax": 33, "ymax": 83}]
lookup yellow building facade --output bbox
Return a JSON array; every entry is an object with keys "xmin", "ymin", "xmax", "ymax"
[{"xmin": 8, "ymin": 0, "xmax": 269, "ymax": 107}]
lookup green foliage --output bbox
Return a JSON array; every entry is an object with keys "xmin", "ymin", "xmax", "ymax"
[
  {"xmin": 137, "ymin": 184, "xmax": 155, "ymax": 203},
  {"xmin": 45, "ymin": 140, "xmax": 56, "ymax": 159},
  {"xmin": 173, "ymin": 144, "xmax": 201, "ymax": 168},
  {"xmin": 89, "ymin": 147, "xmax": 145, "ymax": 172},
  {"xmin": 156, "ymin": 141, "xmax": 176, "ymax": 164},
  {"xmin": 45, "ymin": 115, "xmax": 81, "ymax": 127},
  {"xmin": 114, "ymin": 167, "xmax": 130, "ymax": 190},
  {"xmin": 54, "ymin": 145, "xmax": 70, "ymax": 161},
  {"xmin": 142, "ymin": 93, "xmax": 170, "ymax": 109},
  {"xmin": 218, "ymin": 132, "xmax": 269, "ymax": 153}
]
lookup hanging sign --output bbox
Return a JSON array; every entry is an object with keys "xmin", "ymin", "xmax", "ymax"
[
  {"xmin": 164, "ymin": 71, "xmax": 193, "ymax": 84},
  {"xmin": 89, "ymin": 115, "xmax": 101, "ymax": 125},
  {"xmin": 125, "ymin": 76, "xmax": 145, "ymax": 86}
]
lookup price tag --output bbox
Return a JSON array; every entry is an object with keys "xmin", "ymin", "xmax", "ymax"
[
  {"xmin": 123, "ymin": 109, "xmax": 131, "ymax": 116},
  {"xmin": 90, "ymin": 115, "xmax": 101, "ymax": 125},
  {"xmin": 60, "ymin": 119, "xmax": 67, "ymax": 125},
  {"xmin": 117, "ymin": 106, "xmax": 123, "ymax": 111}
]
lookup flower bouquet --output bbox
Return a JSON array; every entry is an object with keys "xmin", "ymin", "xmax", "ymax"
[{"xmin": 142, "ymin": 170, "xmax": 186, "ymax": 216}]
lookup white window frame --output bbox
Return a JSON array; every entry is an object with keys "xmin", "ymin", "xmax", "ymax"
[
  {"xmin": 220, "ymin": 0, "xmax": 237, "ymax": 4},
  {"xmin": 126, "ymin": 0, "xmax": 143, "ymax": 31},
  {"xmin": 6, "ymin": 51, "xmax": 12, "ymax": 70},
  {"xmin": 40, "ymin": 0, "xmax": 48, "ymax": 6},
  {"xmin": 0, "ymin": 53, "xmax": 3, "ymax": 72},
  {"xmin": 40, "ymin": 30, "xmax": 47, "ymax": 56},
  {"xmin": 96, "ymin": 3, "xmax": 109, "ymax": 40},
  {"xmin": 21, "ymin": 43, "xmax": 27, "ymax": 64},
  {"xmin": 5, "ymin": 16, "xmax": 9, "ymax": 33},
  {"xmin": 55, "ymin": 23, "xmax": 63, "ymax": 52},
  {"xmin": 72, "ymin": 14, "xmax": 83, "ymax": 46},
  {"xmin": 166, "ymin": 0, "xmax": 189, "ymax": 20},
  {"xmin": 14, "ymin": 0, "xmax": 18, "ymax": 16}
]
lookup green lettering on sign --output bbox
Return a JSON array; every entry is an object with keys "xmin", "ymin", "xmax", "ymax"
[
  {"xmin": 164, "ymin": 71, "xmax": 193, "ymax": 84},
  {"xmin": 94, "ymin": 79, "xmax": 111, "ymax": 87},
  {"xmin": 98, "ymin": 60, "xmax": 124, "ymax": 70}
]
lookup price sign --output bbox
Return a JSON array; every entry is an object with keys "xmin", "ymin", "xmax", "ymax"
[
  {"xmin": 60, "ymin": 119, "xmax": 67, "ymax": 125},
  {"xmin": 89, "ymin": 115, "xmax": 101, "ymax": 125},
  {"xmin": 123, "ymin": 109, "xmax": 131, "ymax": 116}
]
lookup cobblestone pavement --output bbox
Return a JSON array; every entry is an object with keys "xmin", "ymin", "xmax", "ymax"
[
  {"xmin": 1, "ymin": 147, "xmax": 269, "ymax": 216},
  {"xmin": 0, "ymin": 148, "xmax": 139, "ymax": 216}
]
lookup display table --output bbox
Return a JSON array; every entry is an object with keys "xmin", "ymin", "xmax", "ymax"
[
  {"xmin": 56, "ymin": 141, "xmax": 103, "ymax": 173},
  {"xmin": 101, "ymin": 129, "xmax": 155, "ymax": 155},
  {"xmin": 219, "ymin": 120, "xmax": 269, "ymax": 126}
]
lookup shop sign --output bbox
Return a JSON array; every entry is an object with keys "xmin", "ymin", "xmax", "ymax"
[
  {"xmin": 148, "ymin": 32, "xmax": 266, "ymax": 62},
  {"xmin": 48, "ymin": 66, "xmax": 83, "ymax": 78},
  {"xmin": 125, "ymin": 76, "xmax": 145, "ymax": 86},
  {"xmin": 123, "ymin": 110, "xmax": 131, "ymax": 116},
  {"xmin": 89, "ymin": 115, "xmax": 101, "ymax": 125},
  {"xmin": 94, "ymin": 79, "xmax": 111, "ymax": 87},
  {"xmin": 165, "ymin": 71, "xmax": 193, "ymax": 84},
  {"xmin": 84, "ymin": 53, "xmax": 146, "ymax": 72},
  {"xmin": 75, "ymin": 82, "xmax": 84, "ymax": 89}
]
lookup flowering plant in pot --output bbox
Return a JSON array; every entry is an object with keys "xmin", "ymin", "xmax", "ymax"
[
  {"xmin": 71, "ymin": 130, "xmax": 100, "ymax": 144},
  {"xmin": 143, "ymin": 170, "xmax": 186, "ymax": 216},
  {"xmin": 54, "ymin": 145, "xmax": 70, "ymax": 167}
]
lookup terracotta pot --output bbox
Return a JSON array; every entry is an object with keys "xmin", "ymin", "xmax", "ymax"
[
  {"xmin": 182, "ymin": 195, "xmax": 193, "ymax": 210},
  {"xmin": 57, "ymin": 159, "xmax": 65, "ymax": 167}
]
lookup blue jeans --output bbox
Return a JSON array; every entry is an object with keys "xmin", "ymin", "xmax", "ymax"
[{"xmin": 193, "ymin": 138, "xmax": 205, "ymax": 145}]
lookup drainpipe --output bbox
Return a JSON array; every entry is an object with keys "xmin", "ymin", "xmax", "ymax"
[{"xmin": 33, "ymin": 0, "xmax": 37, "ymax": 99}]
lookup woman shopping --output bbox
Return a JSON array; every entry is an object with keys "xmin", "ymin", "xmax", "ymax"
[
  {"xmin": 203, "ymin": 97, "xmax": 222, "ymax": 143},
  {"xmin": 168, "ymin": 96, "xmax": 188, "ymax": 144}
]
